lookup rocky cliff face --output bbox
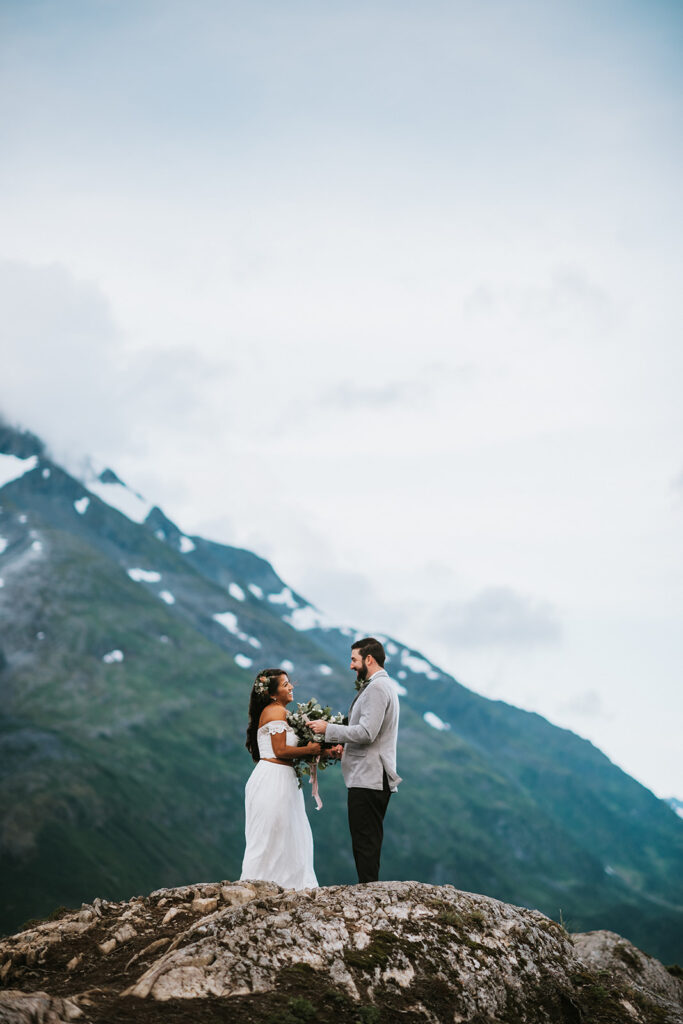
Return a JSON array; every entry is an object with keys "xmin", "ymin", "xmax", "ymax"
[{"xmin": 1, "ymin": 880, "xmax": 681, "ymax": 1024}]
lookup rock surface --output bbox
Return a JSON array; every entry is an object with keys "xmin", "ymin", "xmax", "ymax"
[{"xmin": 1, "ymin": 880, "xmax": 681, "ymax": 1023}]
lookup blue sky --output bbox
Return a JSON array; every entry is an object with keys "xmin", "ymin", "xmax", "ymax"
[{"xmin": 1, "ymin": 0, "xmax": 682, "ymax": 799}]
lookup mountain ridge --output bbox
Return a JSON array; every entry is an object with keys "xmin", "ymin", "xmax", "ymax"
[{"xmin": 1, "ymin": 423, "xmax": 682, "ymax": 962}]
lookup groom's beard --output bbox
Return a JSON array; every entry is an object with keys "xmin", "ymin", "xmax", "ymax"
[{"xmin": 355, "ymin": 666, "xmax": 368, "ymax": 685}]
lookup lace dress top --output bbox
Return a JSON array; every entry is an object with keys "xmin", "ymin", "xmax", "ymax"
[{"xmin": 257, "ymin": 720, "xmax": 299, "ymax": 760}]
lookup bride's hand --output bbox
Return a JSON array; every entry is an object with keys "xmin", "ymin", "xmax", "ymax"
[{"xmin": 309, "ymin": 742, "xmax": 322, "ymax": 756}]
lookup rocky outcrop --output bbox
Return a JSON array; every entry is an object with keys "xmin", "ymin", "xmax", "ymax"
[{"xmin": 1, "ymin": 881, "xmax": 681, "ymax": 1023}]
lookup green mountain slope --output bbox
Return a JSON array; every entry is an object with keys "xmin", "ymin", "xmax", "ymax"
[{"xmin": 0, "ymin": 425, "xmax": 681, "ymax": 962}]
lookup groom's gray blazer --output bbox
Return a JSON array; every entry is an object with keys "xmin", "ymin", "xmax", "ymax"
[{"xmin": 325, "ymin": 669, "xmax": 402, "ymax": 793}]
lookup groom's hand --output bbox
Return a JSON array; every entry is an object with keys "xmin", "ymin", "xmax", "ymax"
[{"xmin": 309, "ymin": 720, "xmax": 327, "ymax": 735}]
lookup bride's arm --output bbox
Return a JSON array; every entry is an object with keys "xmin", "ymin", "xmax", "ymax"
[
  {"xmin": 261, "ymin": 708, "xmax": 320, "ymax": 758},
  {"xmin": 271, "ymin": 729, "xmax": 321, "ymax": 759}
]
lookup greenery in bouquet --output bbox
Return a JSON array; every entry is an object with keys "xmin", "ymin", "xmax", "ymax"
[{"xmin": 286, "ymin": 698, "xmax": 345, "ymax": 786}]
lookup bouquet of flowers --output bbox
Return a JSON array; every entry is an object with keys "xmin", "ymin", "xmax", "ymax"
[{"xmin": 286, "ymin": 698, "xmax": 345, "ymax": 805}]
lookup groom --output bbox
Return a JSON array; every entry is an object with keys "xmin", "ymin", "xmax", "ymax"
[{"xmin": 309, "ymin": 637, "xmax": 401, "ymax": 883}]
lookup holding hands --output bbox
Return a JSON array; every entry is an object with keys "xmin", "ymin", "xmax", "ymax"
[{"xmin": 308, "ymin": 720, "xmax": 343, "ymax": 758}]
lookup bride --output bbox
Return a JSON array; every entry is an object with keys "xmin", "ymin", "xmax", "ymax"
[{"xmin": 240, "ymin": 668, "xmax": 323, "ymax": 889}]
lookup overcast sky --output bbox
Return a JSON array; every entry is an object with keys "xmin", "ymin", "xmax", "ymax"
[{"xmin": 1, "ymin": 0, "xmax": 682, "ymax": 800}]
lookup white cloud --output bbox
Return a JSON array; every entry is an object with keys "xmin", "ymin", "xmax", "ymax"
[
  {"xmin": 0, "ymin": 261, "xmax": 231, "ymax": 479},
  {"xmin": 0, "ymin": 261, "xmax": 124, "ymax": 461},
  {"xmin": 430, "ymin": 588, "xmax": 562, "ymax": 650},
  {"xmin": 557, "ymin": 689, "xmax": 612, "ymax": 721}
]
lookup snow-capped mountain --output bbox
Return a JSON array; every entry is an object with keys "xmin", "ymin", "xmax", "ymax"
[{"xmin": 1, "ymin": 422, "xmax": 682, "ymax": 965}]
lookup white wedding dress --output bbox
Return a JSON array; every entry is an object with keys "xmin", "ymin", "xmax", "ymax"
[{"xmin": 239, "ymin": 721, "xmax": 318, "ymax": 890}]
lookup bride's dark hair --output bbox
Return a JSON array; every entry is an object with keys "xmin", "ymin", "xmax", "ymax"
[{"xmin": 245, "ymin": 668, "xmax": 288, "ymax": 763}]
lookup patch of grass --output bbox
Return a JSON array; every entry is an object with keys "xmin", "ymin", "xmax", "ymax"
[
  {"xmin": 278, "ymin": 963, "xmax": 323, "ymax": 987},
  {"xmin": 614, "ymin": 942, "xmax": 641, "ymax": 972},
  {"xmin": 436, "ymin": 908, "xmax": 462, "ymax": 928},
  {"xmin": 324, "ymin": 989, "xmax": 353, "ymax": 1009},
  {"xmin": 428, "ymin": 899, "xmax": 487, "ymax": 935},
  {"xmin": 626, "ymin": 988, "xmax": 669, "ymax": 1024},
  {"xmin": 558, "ymin": 909, "xmax": 573, "ymax": 935},
  {"xmin": 344, "ymin": 930, "xmax": 402, "ymax": 972},
  {"xmin": 567, "ymin": 969, "xmax": 662, "ymax": 1024},
  {"xmin": 356, "ymin": 1007, "xmax": 381, "ymax": 1024},
  {"xmin": 427, "ymin": 901, "xmax": 493, "ymax": 955},
  {"xmin": 666, "ymin": 963, "xmax": 683, "ymax": 979},
  {"xmin": 537, "ymin": 917, "xmax": 569, "ymax": 940},
  {"xmin": 20, "ymin": 905, "xmax": 71, "ymax": 931},
  {"xmin": 266, "ymin": 996, "xmax": 317, "ymax": 1024}
]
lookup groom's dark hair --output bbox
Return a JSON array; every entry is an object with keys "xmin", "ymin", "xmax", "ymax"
[{"xmin": 351, "ymin": 637, "xmax": 386, "ymax": 667}]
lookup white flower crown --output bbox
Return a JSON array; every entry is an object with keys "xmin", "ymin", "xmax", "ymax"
[{"xmin": 253, "ymin": 674, "xmax": 271, "ymax": 697}]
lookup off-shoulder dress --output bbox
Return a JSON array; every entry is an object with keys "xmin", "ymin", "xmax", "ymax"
[{"xmin": 239, "ymin": 720, "xmax": 318, "ymax": 889}]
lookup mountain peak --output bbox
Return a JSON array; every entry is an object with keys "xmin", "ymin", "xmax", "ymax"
[
  {"xmin": 98, "ymin": 467, "xmax": 123, "ymax": 485},
  {"xmin": 0, "ymin": 420, "xmax": 45, "ymax": 460}
]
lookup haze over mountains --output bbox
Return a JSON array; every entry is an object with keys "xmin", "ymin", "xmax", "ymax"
[{"xmin": 0, "ymin": 422, "xmax": 682, "ymax": 964}]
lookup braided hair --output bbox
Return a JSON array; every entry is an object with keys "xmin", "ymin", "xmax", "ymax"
[{"xmin": 245, "ymin": 668, "xmax": 288, "ymax": 763}]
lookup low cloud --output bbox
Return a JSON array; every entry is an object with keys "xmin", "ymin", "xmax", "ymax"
[
  {"xmin": 0, "ymin": 260, "xmax": 230, "ymax": 474},
  {"xmin": 321, "ymin": 379, "xmax": 432, "ymax": 411},
  {"xmin": 557, "ymin": 689, "xmax": 612, "ymax": 721},
  {"xmin": 431, "ymin": 586, "xmax": 562, "ymax": 649},
  {"xmin": 464, "ymin": 266, "xmax": 613, "ymax": 333},
  {"xmin": 291, "ymin": 363, "xmax": 477, "ymax": 426},
  {"xmin": 0, "ymin": 260, "xmax": 125, "ymax": 461}
]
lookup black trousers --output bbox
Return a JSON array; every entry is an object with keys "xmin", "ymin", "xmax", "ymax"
[{"xmin": 347, "ymin": 771, "xmax": 392, "ymax": 883}]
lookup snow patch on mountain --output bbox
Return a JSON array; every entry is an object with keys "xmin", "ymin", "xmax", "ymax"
[
  {"xmin": 286, "ymin": 605, "xmax": 330, "ymax": 631},
  {"xmin": 0, "ymin": 453, "xmax": 39, "ymax": 488},
  {"xmin": 234, "ymin": 653, "xmax": 253, "ymax": 669},
  {"xmin": 0, "ymin": 538, "xmax": 8, "ymax": 555},
  {"xmin": 390, "ymin": 678, "xmax": 408, "ymax": 697},
  {"xmin": 268, "ymin": 586, "xmax": 298, "ymax": 609},
  {"xmin": 103, "ymin": 650, "xmax": 124, "ymax": 664},
  {"xmin": 248, "ymin": 584, "xmax": 263, "ymax": 599},
  {"xmin": 179, "ymin": 536, "xmax": 195, "ymax": 553},
  {"xmin": 127, "ymin": 568, "xmax": 162, "ymax": 583},
  {"xmin": 281, "ymin": 659, "xmax": 294, "ymax": 672},
  {"xmin": 159, "ymin": 591, "xmax": 176, "ymax": 605},
  {"xmin": 212, "ymin": 611, "xmax": 261, "ymax": 648},
  {"xmin": 666, "ymin": 797, "xmax": 683, "ymax": 820},
  {"xmin": 74, "ymin": 496, "xmax": 90, "ymax": 515},
  {"xmin": 88, "ymin": 475, "xmax": 152, "ymax": 524},
  {"xmin": 401, "ymin": 649, "xmax": 439, "ymax": 679},
  {"xmin": 318, "ymin": 664, "xmax": 332, "ymax": 675},
  {"xmin": 229, "ymin": 582, "xmax": 246, "ymax": 602},
  {"xmin": 213, "ymin": 611, "xmax": 239, "ymax": 634},
  {"xmin": 424, "ymin": 711, "xmax": 450, "ymax": 731}
]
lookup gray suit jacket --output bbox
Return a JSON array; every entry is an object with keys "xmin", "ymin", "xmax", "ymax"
[{"xmin": 325, "ymin": 670, "xmax": 402, "ymax": 792}]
